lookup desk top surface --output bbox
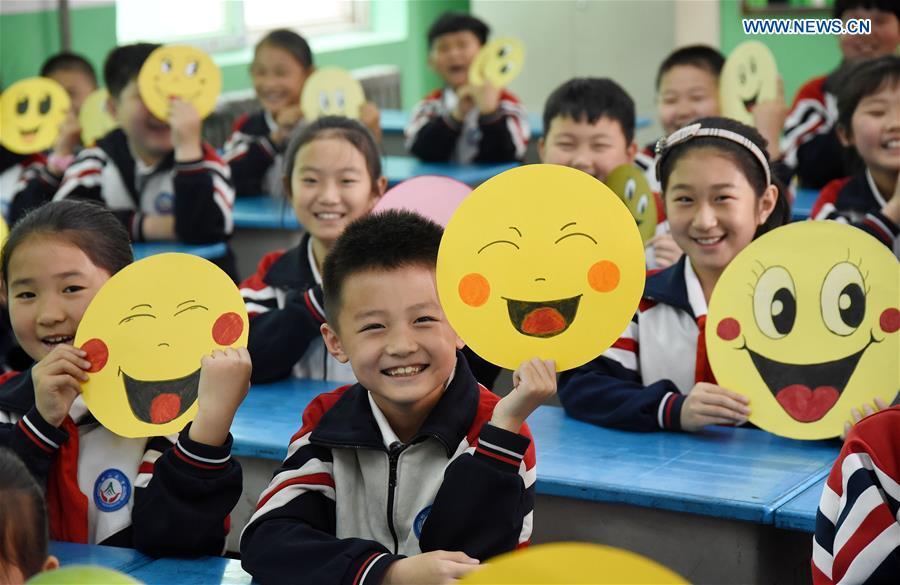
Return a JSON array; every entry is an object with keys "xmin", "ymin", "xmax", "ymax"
[
  {"xmin": 774, "ymin": 477, "xmax": 825, "ymax": 533},
  {"xmin": 131, "ymin": 242, "xmax": 229, "ymax": 261},
  {"xmin": 232, "ymin": 379, "xmax": 839, "ymax": 523}
]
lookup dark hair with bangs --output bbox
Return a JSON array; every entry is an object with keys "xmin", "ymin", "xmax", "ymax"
[
  {"xmin": 427, "ymin": 12, "xmax": 490, "ymax": 47},
  {"xmin": 322, "ymin": 210, "xmax": 443, "ymax": 326},
  {"xmin": 655, "ymin": 45, "xmax": 725, "ymax": 90},
  {"xmin": 0, "ymin": 449, "xmax": 49, "ymax": 581},
  {"xmin": 543, "ymin": 78, "xmax": 636, "ymax": 144}
]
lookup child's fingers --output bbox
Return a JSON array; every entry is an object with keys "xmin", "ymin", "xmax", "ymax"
[
  {"xmin": 700, "ymin": 391, "xmax": 751, "ymax": 415},
  {"xmin": 447, "ymin": 560, "xmax": 483, "ymax": 579},
  {"xmin": 851, "ymin": 407, "xmax": 863, "ymax": 423},
  {"xmin": 48, "ymin": 358, "xmax": 91, "ymax": 382},
  {"xmin": 696, "ymin": 402, "xmax": 746, "ymax": 422},
  {"xmin": 707, "ymin": 385, "xmax": 750, "ymax": 404},
  {"xmin": 875, "ymin": 397, "xmax": 889, "ymax": 410}
]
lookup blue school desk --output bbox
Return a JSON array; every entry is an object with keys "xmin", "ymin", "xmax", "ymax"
[
  {"xmin": 49, "ymin": 541, "xmax": 152, "ymax": 574},
  {"xmin": 793, "ymin": 188, "xmax": 819, "ymax": 221},
  {"xmin": 383, "ymin": 155, "xmax": 518, "ymax": 187},
  {"xmin": 49, "ymin": 541, "xmax": 251, "ymax": 584},
  {"xmin": 774, "ymin": 477, "xmax": 826, "ymax": 533},
  {"xmin": 131, "ymin": 242, "xmax": 229, "ymax": 261},
  {"xmin": 232, "ymin": 196, "xmax": 299, "ymax": 230},
  {"xmin": 128, "ymin": 556, "xmax": 251, "ymax": 585}
]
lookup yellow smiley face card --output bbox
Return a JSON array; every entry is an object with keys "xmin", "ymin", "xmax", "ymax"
[
  {"xmin": 79, "ymin": 88, "xmax": 118, "ymax": 146},
  {"xmin": 605, "ymin": 164, "xmax": 659, "ymax": 244},
  {"xmin": 469, "ymin": 37, "xmax": 525, "ymax": 88},
  {"xmin": 720, "ymin": 41, "xmax": 778, "ymax": 125},
  {"xmin": 137, "ymin": 45, "xmax": 221, "ymax": 121},
  {"xmin": 0, "ymin": 77, "xmax": 70, "ymax": 154},
  {"xmin": 300, "ymin": 67, "xmax": 366, "ymax": 121},
  {"xmin": 75, "ymin": 253, "xmax": 248, "ymax": 438},
  {"xmin": 437, "ymin": 164, "xmax": 646, "ymax": 372},
  {"xmin": 459, "ymin": 542, "xmax": 687, "ymax": 585},
  {"xmin": 707, "ymin": 222, "xmax": 899, "ymax": 440}
]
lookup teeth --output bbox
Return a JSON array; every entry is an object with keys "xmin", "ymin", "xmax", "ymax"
[
  {"xmin": 384, "ymin": 365, "xmax": 425, "ymax": 377},
  {"xmin": 43, "ymin": 335, "xmax": 73, "ymax": 344},
  {"xmin": 885, "ymin": 139, "xmax": 900, "ymax": 148},
  {"xmin": 695, "ymin": 236, "xmax": 723, "ymax": 245},
  {"xmin": 316, "ymin": 212, "xmax": 342, "ymax": 220}
]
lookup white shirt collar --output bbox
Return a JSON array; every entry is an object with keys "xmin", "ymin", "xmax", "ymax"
[
  {"xmin": 307, "ymin": 237, "xmax": 322, "ymax": 285},
  {"xmin": 263, "ymin": 109, "xmax": 278, "ymax": 133},
  {"xmin": 865, "ymin": 168, "xmax": 888, "ymax": 208},
  {"xmin": 683, "ymin": 257, "xmax": 708, "ymax": 319}
]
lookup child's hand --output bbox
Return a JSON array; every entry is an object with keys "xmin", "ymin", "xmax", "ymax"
[
  {"xmin": 168, "ymin": 98, "xmax": 203, "ymax": 162},
  {"xmin": 491, "ymin": 358, "xmax": 557, "ymax": 433},
  {"xmin": 381, "ymin": 551, "xmax": 481, "ymax": 585},
  {"xmin": 189, "ymin": 347, "xmax": 252, "ymax": 447},
  {"xmin": 270, "ymin": 104, "xmax": 303, "ymax": 146},
  {"xmin": 648, "ymin": 233, "xmax": 683, "ymax": 269},
  {"xmin": 471, "ymin": 80, "xmax": 502, "ymax": 115},
  {"xmin": 31, "ymin": 345, "xmax": 91, "ymax": 427},
  {"xmin": 752, "ymin": 76, "xmax": 789, "ymax": 161},
  {"xmin": 841, "ymin": 397, "xmax": 889, "ymax": 440},
  {"xmin": 452, "ymin": 85, "xmax": 476, "ymax": 122},
  {"xmin": 680, "ymin": 382, "xmax": 751, "ymax": 432},
  {"xmin": 360, "ymin": 101, "xmax": 382, "ymax": 143}
]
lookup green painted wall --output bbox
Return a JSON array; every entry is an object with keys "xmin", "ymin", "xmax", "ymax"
[
  {"xmin": 720, "ymin": 0, "xmax": 843, "ymax": 104},
  {"xmin": 1, "ymin": 0, "xmax": 468, "ymax": 108}
]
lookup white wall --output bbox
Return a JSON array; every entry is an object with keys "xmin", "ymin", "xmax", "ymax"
[{"xmin": 472, "ymin": 0, "xmax": 719, "ymax": 146}]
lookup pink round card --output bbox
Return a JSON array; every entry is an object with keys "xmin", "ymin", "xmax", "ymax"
[{"xmin": 374, "ymin": 175, "xmax": 472, "ymax": 227}]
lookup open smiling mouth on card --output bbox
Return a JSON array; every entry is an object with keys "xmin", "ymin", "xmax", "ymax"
[
  {"xmin": 742, "ymin": 91, "xmax": 759, "ymax": 113},
  {"xmin": 504, "ymin": 295, "xmax": 581, "ymax": 338},
  {"xmin": 19, "ymin": 127, "xmax": 38, "ymax": 142},
  {"xmin": 120, "ymin": 367, "xmax": 200, "ymax": 424},
  {"xmin": 742, "ymin": 335, "xmax": 877, "ymax": 423}
]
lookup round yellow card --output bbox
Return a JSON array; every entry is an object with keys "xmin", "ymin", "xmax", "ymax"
[
  {"xmin": 79, "ymin": 88, "xmax": 118, "ymax": 146},
  {"xmin": 75, "ymin": 253, "xmax": 249, "ymax": 438},
  {"xmin": 459, "ymin": 542, "xmax": 687, "ymax": 584},
  {"xmin": 300, "ymin": 66, "xmax": 366, "ymax": 121},
  {"xmin": 605, "ymin": 164, "xmax": 658, "ymax": 244},
  {"xmin": 707, "ymin": 222, "xmax": 899, "ymax": 440},
  {"xmin": 720, "ymin": 40, "xmax": 778, "ymax": 125},
  {"xmin": 137, "ymin": 44, "xmax": 222, "ymax": 121},
  {"xmin": 0, "ymin": 77, "xmax": 70, "ymax": 154},
  {"xmin": 469, "ymin": 37, "xmax": 525, "ymax": 88},
  {"xmin": 437, "ymin": 164, "xmax": 645, "ymax": 372}
]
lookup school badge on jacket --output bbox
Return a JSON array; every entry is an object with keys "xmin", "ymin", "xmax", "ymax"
[{"xmin": 94, "ymin": 468, "xmax": 131, "ymax": 512}]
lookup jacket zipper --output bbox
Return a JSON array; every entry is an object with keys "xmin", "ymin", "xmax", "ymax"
[{"xmin": 386, "ymin": 441, "xmax": 408, "ymax": 554}]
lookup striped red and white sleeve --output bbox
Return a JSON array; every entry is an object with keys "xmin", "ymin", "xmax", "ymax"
[{"xmin": 812, "ymin": 406, "xmax": 900, "ymax": 584}]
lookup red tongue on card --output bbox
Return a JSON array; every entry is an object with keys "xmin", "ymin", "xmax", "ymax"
[
  {"xmin": 775, "ymin": 384, "xmax": 839, "ymax": 422},
  {"xmin": 521, "ymin": 308, "xmax": 566, "ymax": 336},
  {"xmin": 150, "ymin": 393, "xmax": 181, "ymax": 424}
]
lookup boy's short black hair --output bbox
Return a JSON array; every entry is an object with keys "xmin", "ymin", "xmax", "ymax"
[
  {"xmin": 0, "ymin": 448, "xmax": 48, "ymax": 581},
  {"xmin": 322, "ymin": 210, "xmax": 443, "ymax": 325},
  {"xmin": 103, "ymin": 43, "xmax": 160, "ymax": 99},
  {"xmin": 40, "ymin": 51, "xmax": 98, "ymax": 85},
  {"xmin": 836, "ymin": 55, "xmax": 900, "ymax": 134},
  {"xmin": 655, "ymin": 45, "xmax": 725, "ymax": 90},
  {"xmin": 543, "ymin": 78, "xmax": 636, "ymax": 144},
  {"xmin": 832, "ymin": 0, "xmax": 900, "ymax": 20},
  {"xmin": 256, "ymin": 29, "xmax": 313, "ymax": 70},
  {"xmin": 427, "ymin": 12, "xmax": 489, "ymax": 47}
]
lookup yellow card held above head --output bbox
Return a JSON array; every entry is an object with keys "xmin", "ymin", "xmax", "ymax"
[
  {"xmin": 300, "ymin": 66, "xmax": 366, "ymax": 121},
  {"xmin": 137, "ymin": 44, "xmax": 222, "ymax": 121},
  {"xmin": 80, "ymin": 88, "xmax": 118, "ymax": 146},
  {"xmin": 468, "ymin": 36, "xmax": 525, "ymax": 88},
  {"xmin": 0, "ymin": 77, "xmax": 70, "ymax": 154},
  {"xmin": 437, "ymin": 164, "xmax": 645, "ymax": 372},
  {"xmin": 605, "ymin": 164, "xmax": 659, "ymax": 244},
  {"xmin": 707, "ymin": 222, "xmax": 899, "ymax": 440},
  {"xmin": 720, "ymin": 40, "xmax": 778, "ymax": 125},
  {"xmin": 459, "ymin": 542, "xmax": 687, "ymax": 584},
  {"xmin": 75, "ymin": 253, "xmax": 249, "ymax": 438}
]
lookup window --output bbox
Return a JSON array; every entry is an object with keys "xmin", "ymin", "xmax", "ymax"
[{"xmin": 116, "ymin": 0, "xmax": 368, "ymax": 52}]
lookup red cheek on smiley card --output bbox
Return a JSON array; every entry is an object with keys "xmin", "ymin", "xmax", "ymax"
[
  {"xmin": 880, "ymin": 308, "xmax": 900, "ymax": 333},
  {"xmin": 212, "ymin": 312, "xmax": 244, "ymax": 345},
  {"xmin": 588, "ymin": 260, "xmax": 620, "ymax": 293},
  {"xmin": 717, "ymin": 317, "xmax": 741, "ymax": 341},
  {"xmin": 81, "ymin": 338, "xmax": 109, "ymax": 372},
  {"xmin": 459, "ymin": 273, "xmax": 490, "ymax": 307}
]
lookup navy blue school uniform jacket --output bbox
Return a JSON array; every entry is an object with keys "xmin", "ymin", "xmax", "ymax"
[
  {"xmin": 0, "ymin": 369, "xmax": 242, "ymax": 555},
  {"xmin": 240, "ymin": 354, "xmax": 536, "ymax": 585}
]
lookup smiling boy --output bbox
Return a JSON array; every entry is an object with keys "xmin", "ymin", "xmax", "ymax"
[
  {"xmin": 241, "ymin": 210, "xmax": 556, "ymax": 585},
  {"xmin": 405, "ymin": 12, "xmax": 530, "ymax": 164}
]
